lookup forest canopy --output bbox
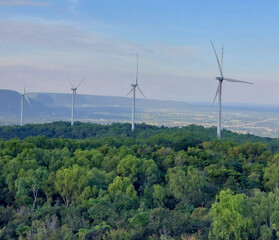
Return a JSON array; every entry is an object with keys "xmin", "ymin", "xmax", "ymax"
[{"xmin": 0, "ymin": 122, "xmax": 279, "ymax": 239}]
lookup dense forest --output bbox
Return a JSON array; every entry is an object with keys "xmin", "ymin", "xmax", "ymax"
[{"xmin": 1, "ymin": 122, "xmax": 279, "ymax": 239}]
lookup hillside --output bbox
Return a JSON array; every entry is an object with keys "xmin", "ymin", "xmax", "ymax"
[{"xmin": 0, "ymin": 90, "xmax": 50, "ymax": 120}]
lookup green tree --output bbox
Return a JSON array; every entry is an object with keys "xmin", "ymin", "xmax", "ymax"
[
  {"xmin": 108, "ymin": 176, "xmax": 137, "ymax": 201},
  {"xmin": 166, "ymin": 166, "xmax": 208, "ymax": 206},
  {"xmin": 247, "ymin": 189, "xmax": 279, "ymax": 239},
  {"xmin": 117, "ymin": 155, "xmax": 142, "ymax": 183},
  {"xmin": 264, "ymin": 153, "xmax": 279, "ymax": 190},
  {"xmin": 209, "ymin": 189, "xmax": 252, "ymax": 240},
  {"xmin": 152, "ymin": 184, "xmax": 166, "ymax": 207},
  {"xmin": 15, "ymin": 167, "xmax": 49, "ymax": 208},
  {"xmin": 55, "ymin": 164, "xmax": 93, "ymax": 206},
  {"xmin": 103, "ymin": 228, "xmax": 132, "ymax": 240}
]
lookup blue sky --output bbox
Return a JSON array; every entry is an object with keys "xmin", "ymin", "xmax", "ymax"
[{"xmin": 0, "ymin": 0, "xmax": 279, "ymax": 104}]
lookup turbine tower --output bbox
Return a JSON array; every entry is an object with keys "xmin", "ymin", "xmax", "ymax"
[
  {"xmin": 210, "ymin": 41, "xmax": 254, "ymax": 140},
  {"xmin": 126, "ymin": 54, "xmax": 146, "ymax": 131},
  {"xmin": 68, "ymin": 77, "xmax": 85, "ymax": 126},
  {"xmin": 20, "ymin": 86, "xmax": 31, "ymax": 126}
]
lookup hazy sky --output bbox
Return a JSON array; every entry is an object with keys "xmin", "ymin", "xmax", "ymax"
[{"xmin": 0, "ymin": 0, "xmax": 279, "ymax": 104}]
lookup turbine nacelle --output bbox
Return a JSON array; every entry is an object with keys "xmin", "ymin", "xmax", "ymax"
[
  {"xmin": 68, "ymin": 76, "xmax": 86, "ymax": 92},
  {"xmin": 131, "ymin": 83, "xmax": 137, "ymax": 87},
  {"xmin": 216, "ymin": 77, "xmax": 224, "ymax": 81}
]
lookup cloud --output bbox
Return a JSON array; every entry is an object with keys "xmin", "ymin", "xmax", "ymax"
[
  {"xmin": 0, "ymin": 20, "xmax": 150, "ymax": 57},
  {"xmin": 0, "ymin": 0, "xmax": 49, "ymax": 6},
  {"xmin": 0, "ymin": 20, "xmax": 202, "ymax": 77}
]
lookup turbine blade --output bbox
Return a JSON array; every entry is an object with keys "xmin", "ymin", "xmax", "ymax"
[
  {"xmin": 76, "ymin": 76, "xmax": 86, "ymax": 89},
  {"xmin": 137, "ymin": 86, "xmax": 147, "ymax": 99},
  {"xmin": 223, "ymin": 78, "xmax": 254, "ymax": 84},
  {"xmin": 67, "ymin": 79, "xmax": 74, "ymax": 88},
  {"xmin": 221, "ymin": 45, "xmax": 224, "ymax": 71},
  {"xmin": 126, "ymin": 88, "xmax": 134, "ymax": 97},
  {"xmin": 136, "ymin": 53, "xmax": 139, "ymax": 85},
  {"xmin": 210, "ymin": 40, "xmax": 224, "ymax": 78},
  {"xmin": 211, "ymin": 84, "xmax": 220, "ymax": 109},
  {"xmin": 24, "ymin": 95, "xmax": 31, "ymax": 106}
]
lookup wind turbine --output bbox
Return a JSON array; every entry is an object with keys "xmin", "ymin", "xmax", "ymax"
[
  {"xmin": 210, "ymin": 41, "xmax": 254, "ymax": 140},
  {"xmin": 20, "ymin": 86, "xmax": 31, "ymax": 126},
  {"xmin": 126, "ymin": 54, "xmax": 147, "ymax": 131},
  {"xmin": 68, "ymin": 77, "xmax": 85, "ymax": 126}
]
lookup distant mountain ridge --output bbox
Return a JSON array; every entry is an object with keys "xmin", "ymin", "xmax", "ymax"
[
  {"xmin": 0, "ymin": 90, "xmax": 192, "ymax": 125},
  {"xmin": 0, "ymin": 89, "xmax": 49, "ymax": 116},
  {"xmin": 2, "ymin": 90, "xmax": 279, "ymax": 138},
  {"xmin": 27, "ymin": 92, "xmax": 191, "ymax": 109}
]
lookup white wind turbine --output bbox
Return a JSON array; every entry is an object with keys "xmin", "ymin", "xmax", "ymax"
[
  {"xmin": 68, "ymin": 77, "xmax": 85, "ymax": 126},
  {"xmin": 211, "ymin": 41, "xmax": 254, "ymax": 140},
  {"xmin": 20, "ymin": 85, "xmax": 31, "ymax": 126},
  {"xmin": 126, "ymin": 54, "xmax": 147, "ymax": 131}
]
